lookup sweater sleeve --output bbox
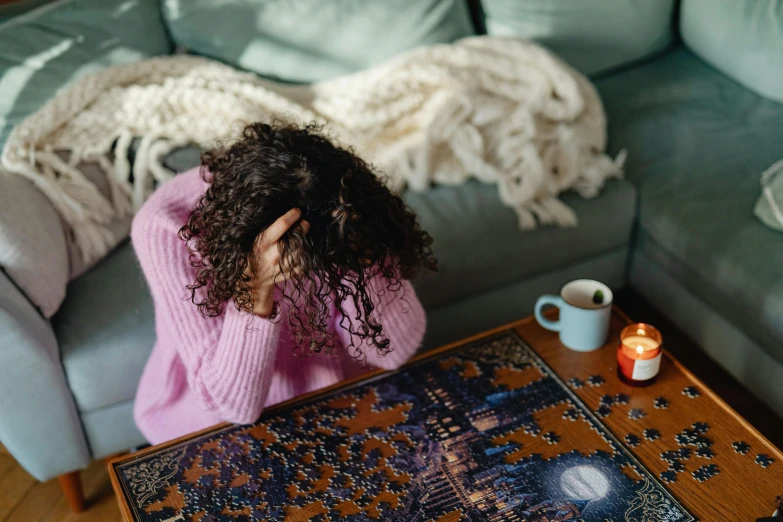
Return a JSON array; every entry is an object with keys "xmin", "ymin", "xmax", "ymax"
[
  {"xmin": 333, "ymin": 272, "xmax": 426, "ymax": 371},
  {"xmin": 131, "ymin": 173, "xmax": 279, "ymax": 425}
]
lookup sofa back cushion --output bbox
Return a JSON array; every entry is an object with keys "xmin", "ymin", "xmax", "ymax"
[
  {"xmin": 0, "ymin": 0, "xmax": 172, "ymax": 149},
  {"xmin": 161, "ymin": 0, "xmax": 476, "ymax": 83},
  {"xmin": 481, "ymin": 0, "xmax": 675, "ymax": 75},
  {"xmin": 681, "ymin": 0, "xmax": 783, "ymax": 103}
]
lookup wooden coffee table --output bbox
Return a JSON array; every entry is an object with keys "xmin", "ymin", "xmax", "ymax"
[
  {"xmin": 520, "ymin": 308, "xmax": 783, "ymax": 520},
  {"xmin": 110, "ymin": 307, "xmax": 782, "ymax": 521}
]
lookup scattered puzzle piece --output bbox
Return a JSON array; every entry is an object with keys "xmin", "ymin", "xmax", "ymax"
[
  {"xmin": 660, "ymin": 470, "xmax": 677, "ymax": 484},
  {"xmin": 599, "ymin": 394, "xmax": 615, "ymax": 406},
  {"xmin": 614, "ymin": 393, "xmax": 630, "ymax": 405},
  {"xmin": 668, "ymin": 460, "xmax": 685, "ymax": 473},
  {"xmin": 675, "ymin": 433, "xmax": 692, "ymax": 446},
  {"xmin": 691, "ymin": 422, "xmax": 709, "ymax": 434},
  {"xmin": 562, "ymin": 408, "xmax": 580, "ymax": 421},
  {"xmin": 628, "ymin": 408, "xmax": 645, "ymax": 420},
  {"xmin": 653, "ymin": 397, "xmax": 669, "ymax": 409},
  {"xmin": 732, "ymin": 441, "xmax": 750, "ymax": 455},
  {"xmin": 696, "ymin": 447, "xmax": 714, "ymax": 460},
  {"xmin": 595, "ymin": 405, "xmax": 612, "ymax": 418},
  {"xmin": 587, "ymin": 375, "xmax": 605, "ymax": 387},
  {"xmin": 643, "ymin": 429, "xmax": 660, "ymax": 442},
  {"xmin": 624, "ymin": 434, "xmax": 641, "ymax": 448},
  {"xmin": 756, "ymin": 454, "xmax": 774, "ymax": 468},
  {"xmin": 682, "ymin": 386, "xmax": 700, "ymax": 398},
  {"xmin": 675, "ymin": 427, "xmax": 712, "ymax": 449},
  {"xmin": 661, "ymin": 447, "xmax": 693, "ymax": 471},
  {"xmin": 661, "ymin": 450, "xmax": 682, "ymax": 464},
  {"xmin": 692, "ymin": 464, "xmax": 719, "ymax": 482},
  {"xmin": 568, "ymin": 377, "xmax": 584, "ymax": 389}
]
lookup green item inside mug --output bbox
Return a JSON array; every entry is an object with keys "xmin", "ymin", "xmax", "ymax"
[{"xmin": 593, "ymin": 290, "xmax": 604, "ymax": 305}]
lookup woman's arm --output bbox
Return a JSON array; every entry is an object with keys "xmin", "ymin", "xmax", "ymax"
[
  {"xmin": 131, "ymin": 176, "xmax": 279, "ymax": 424},
  {"xmin": 334, "ymin": 272, "xmax": 426, "ymax": 370}
]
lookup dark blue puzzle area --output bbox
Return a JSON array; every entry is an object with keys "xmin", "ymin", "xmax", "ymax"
[{"xmin": 115, "ymin": 331, "xmax": 695, "ymax": 521}]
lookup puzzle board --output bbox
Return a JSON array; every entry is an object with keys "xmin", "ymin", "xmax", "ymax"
[{"xmin": 113, "ymin": 331, "xmax": 695, "ymax": 521}]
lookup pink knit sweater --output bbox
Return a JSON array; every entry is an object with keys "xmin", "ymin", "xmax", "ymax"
[{"xmin": 132, "ymin": 168, "xmax": 426, "ymax": 444}]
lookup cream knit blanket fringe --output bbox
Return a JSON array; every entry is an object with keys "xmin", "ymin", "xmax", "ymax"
[{"xmin": 1, "ymin": 37, "xmax": 624, "ymax": 265}]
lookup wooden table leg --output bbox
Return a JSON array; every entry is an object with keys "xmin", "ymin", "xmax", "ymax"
[{"xmin": 58, "ymin": 471, "xmax": 85, "ymax": 513}]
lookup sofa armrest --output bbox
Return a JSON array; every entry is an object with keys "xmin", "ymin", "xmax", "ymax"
[
  {"xmin": 0, "ymin": 171, "xmax": 70, "ymax": 317},
  {"xmin": 0, "ymin": 271, "xmax": 90, "ymax": 481}
]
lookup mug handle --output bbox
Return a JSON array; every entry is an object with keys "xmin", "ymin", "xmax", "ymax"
[{"xmin": 535, "ymin": 295, "xmax": 564, "ymax": 332}]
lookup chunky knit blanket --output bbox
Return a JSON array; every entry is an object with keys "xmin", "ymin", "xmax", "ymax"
[{"xmin": 1, "ymin": 37, "xmax": 623, "ymax": 264}]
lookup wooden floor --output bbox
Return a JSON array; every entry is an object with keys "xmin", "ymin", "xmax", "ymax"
[
  {"xmin": 0, "ymin": 446, "xmax": 123, "ymax": 522},
  {"xmin": 1, "ymin": 290, "xmax": 781, "ymax": 521}
]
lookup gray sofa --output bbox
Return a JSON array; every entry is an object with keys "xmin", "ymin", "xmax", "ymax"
[{"xmin": 0, "ymin": 0, "xmax": 781, "ymax": 509}]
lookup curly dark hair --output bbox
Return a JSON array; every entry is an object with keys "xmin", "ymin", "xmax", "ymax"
[{"xmin": 179, "ymin": 122, "xmax": 437, "ymax": 360}]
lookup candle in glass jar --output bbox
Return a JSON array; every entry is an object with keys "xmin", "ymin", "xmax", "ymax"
[{"xmin": 617, "ymin": 324, "xmax": 662, "ymax": 386}]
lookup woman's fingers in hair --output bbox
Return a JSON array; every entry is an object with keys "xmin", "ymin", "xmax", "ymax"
[
  {"xmin": 262, "ymin": 208, "xmax": 302, "ymax": 246},
  {"xmin": 254, "ymin": 211, "xmax": 308, "ymax": 288}
]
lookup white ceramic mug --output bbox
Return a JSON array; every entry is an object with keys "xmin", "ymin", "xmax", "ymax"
[{"xmin": 534, "ymin": 279, "xmax": 613, "ymax": 352}]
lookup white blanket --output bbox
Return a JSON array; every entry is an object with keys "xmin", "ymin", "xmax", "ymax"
[{"xmin": 1, "ymin": 37, "xmax": 623, "ymax": 264}]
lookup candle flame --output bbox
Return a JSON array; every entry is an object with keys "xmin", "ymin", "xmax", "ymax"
[
  {"xmin": 636, "ymin": 328, "xmax": 645, "ymax": 335},
  {"xmin": 636, "ymin": 345, "xmax": 644, "ymax": 354}
]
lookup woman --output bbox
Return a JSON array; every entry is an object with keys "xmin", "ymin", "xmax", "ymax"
[{"xmin": 132, "ymin": 122, "xmax": 436, "ymax": 444}]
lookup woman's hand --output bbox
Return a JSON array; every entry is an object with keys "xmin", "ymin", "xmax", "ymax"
[{"xmin": 248, "ymin": 208, "xmax": 309, "ymax": 317}]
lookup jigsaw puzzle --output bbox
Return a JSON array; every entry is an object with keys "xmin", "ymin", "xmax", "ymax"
[{"xmin": 114, "ymin": 331, "xmax": 695, "ymax": 521}]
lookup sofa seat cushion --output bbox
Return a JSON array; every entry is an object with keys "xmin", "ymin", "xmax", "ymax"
[
  {"xmin": 53, "ymin": 175, "xmax": 636, "ymax": 411},
  {"xmin": 407, "ymin": 179, "xmax": 636, "ymax": 310},
  {"xmin": 53, "ymin": 242, "xmax": 154, "ymax": 413},
  {"xmin": 596, "ymin": 47, "xmax": 783, "ymax": 364}
]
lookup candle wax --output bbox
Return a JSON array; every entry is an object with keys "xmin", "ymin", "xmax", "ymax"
[{"xmin": 621, "ymin": 335, "xmax": 660, "ymax": 353}]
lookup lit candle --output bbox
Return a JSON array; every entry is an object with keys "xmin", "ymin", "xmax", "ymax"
[{"xmin": 617, "ymin": 323, "xmax": 662, "ymax": 386}]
